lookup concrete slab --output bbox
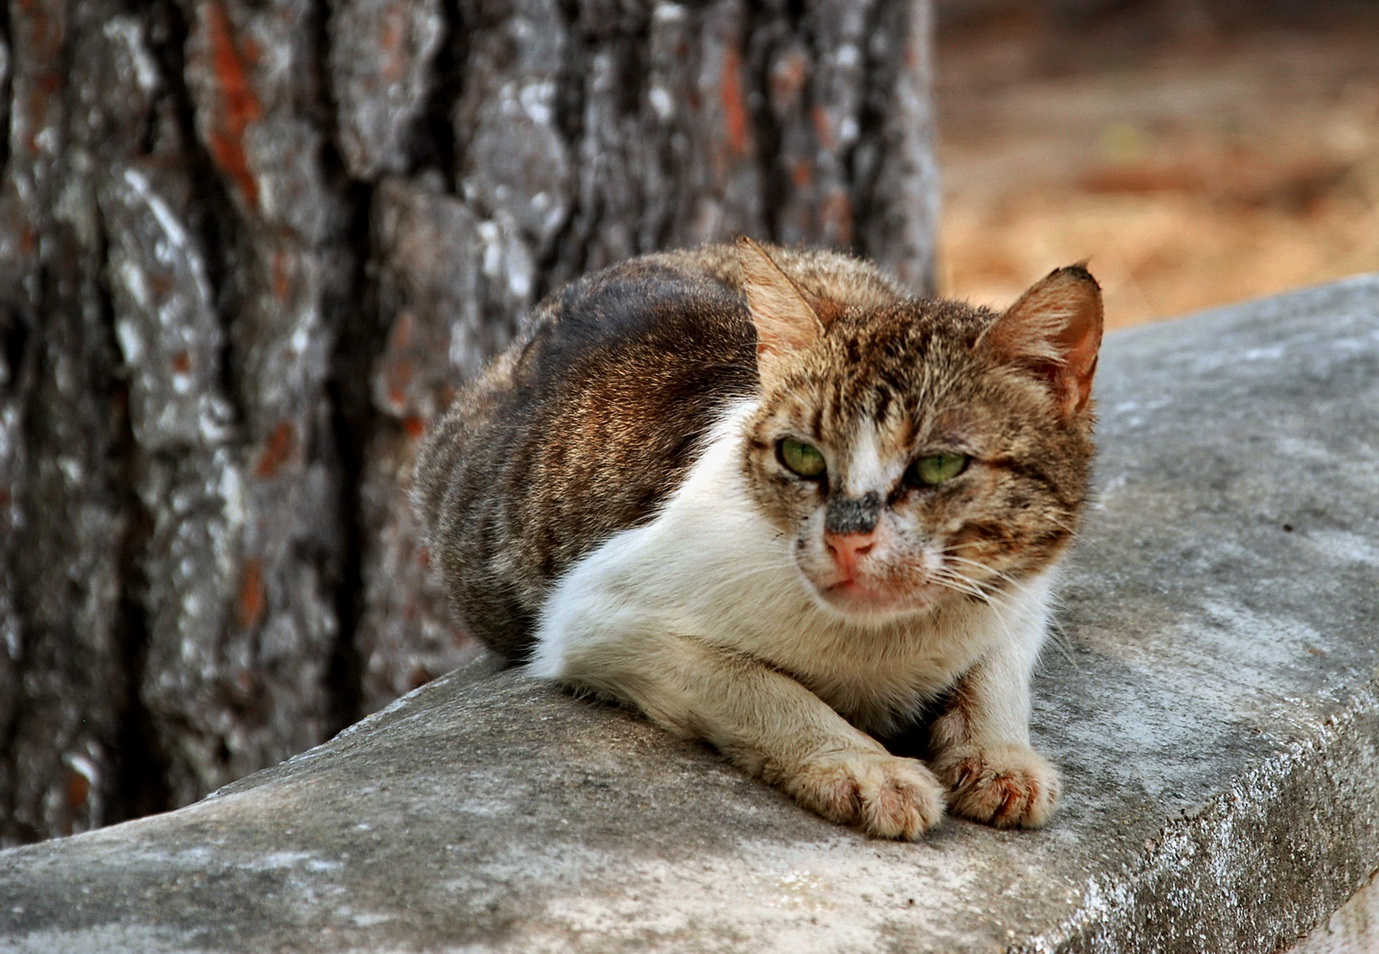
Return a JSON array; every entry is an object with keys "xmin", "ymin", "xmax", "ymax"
[{"xmin": 2, "ymin": 275, "xmax": 1377, "ymax": 954}]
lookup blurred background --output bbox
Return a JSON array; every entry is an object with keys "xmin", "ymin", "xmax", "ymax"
[
  {"xmin": 1, "ymin": 0, "xmax": 1375, "ymax": 846},
  {"xmin": 936, "ymin": 0, "xmax": 1379, "ymax": 329}
]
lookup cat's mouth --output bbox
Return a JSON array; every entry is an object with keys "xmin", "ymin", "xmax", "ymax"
[{"xmin": 819, "ymin": 577, "xmax": 946, "ymax": 617}]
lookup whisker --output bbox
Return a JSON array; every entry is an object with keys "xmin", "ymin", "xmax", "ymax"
[
  {"xmin": 937, "ymin": 552, "xmax": 1033, "ymax": 596},
  {"xmin": 936, "ymin": 556, "xmax": 1080, "ymax": 667},
  {"xmin": 1043, "ymin": 617, "xmax": 1078, "ymax": 668},
  {"xmin": 927, "ymin": 570, "xmax": 997, "ymax": 604}
]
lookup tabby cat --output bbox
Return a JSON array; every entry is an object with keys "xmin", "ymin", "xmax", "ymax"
[{"xmin": 414, "ymin": 238, "xmax": 1102, "ymax": 839}]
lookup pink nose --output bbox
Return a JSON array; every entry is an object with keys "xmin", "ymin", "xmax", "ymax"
[{"xmin": 825, "ymin": 531, "xmax": 875, "ymax": 576}]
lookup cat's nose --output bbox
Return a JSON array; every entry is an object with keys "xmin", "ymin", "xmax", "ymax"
[
  {"xmin": 825, "ymin": 531, "xmax": 875, "ymax": 576},
  {"xmin": 824, "ymin": 493, "xmax": 881, "ymax": 536}
]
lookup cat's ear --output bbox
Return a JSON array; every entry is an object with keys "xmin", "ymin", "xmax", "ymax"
[
  {"xmin": 980, "ymin": 264, "xmax": 1104, "ymax": 417},
  {"xmin": 737, "ymin": 236, "xmax": 828, "ymax": 385}
]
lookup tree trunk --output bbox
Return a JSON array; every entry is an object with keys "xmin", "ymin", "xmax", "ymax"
[{"xmin": 0, "ymin": 0, "xmax": 937, "ymax": 845}]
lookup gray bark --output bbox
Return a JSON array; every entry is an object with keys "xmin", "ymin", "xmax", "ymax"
[{"xmin": 0, "ymin": 0, "xmax": 937, "ymax": 845}]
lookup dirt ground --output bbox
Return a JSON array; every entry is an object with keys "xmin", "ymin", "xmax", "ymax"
[{"xmin": 934, "ymin": 2, "xmax": 1379, "ymax": 329}]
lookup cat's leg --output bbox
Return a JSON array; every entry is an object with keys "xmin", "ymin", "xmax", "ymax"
[
  {"xmin": 926, "ymin": 604, "xmax": 1062, "ymax": 829},
  {"xmin": 536, "ymin": 626, "xmax": 945, "ymax": 840}
]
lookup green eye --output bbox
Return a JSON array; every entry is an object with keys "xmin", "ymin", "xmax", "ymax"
[
  {"xmin": 909, "ymin": 452, "xmax": 970, "ymax": 487},
  {"xmin": 778, "ymin": 438, "xmax": 827, "ymax": 480}
]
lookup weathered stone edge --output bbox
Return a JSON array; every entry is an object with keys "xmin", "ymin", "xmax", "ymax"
[{"xmin": 1033, "ymin": 676, "xmax": 1379, "ymax": 953}]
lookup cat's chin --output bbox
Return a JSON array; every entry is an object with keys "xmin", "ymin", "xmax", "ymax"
[{"xmin": 816, "ymin": 579, "xmax": 947, "ymax": 622}]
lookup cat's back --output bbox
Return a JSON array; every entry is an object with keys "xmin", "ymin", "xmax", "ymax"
[{"xmin": 413, "ymin": 248, "xmax": 750, "ymax": 657}]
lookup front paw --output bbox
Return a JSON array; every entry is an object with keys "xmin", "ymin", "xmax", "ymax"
[
  {"xmin": 931, "ymin": 744, "xmax": 1061, "ymax": 829},
  {"xmin": 775, "ymin": 751, "xmax": 945, "ymax": 840}
]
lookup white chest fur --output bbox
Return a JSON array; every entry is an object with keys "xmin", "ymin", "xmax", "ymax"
[{"xmin": 527, "ymin": 400, "xmax": 1056, "ymax": 736}]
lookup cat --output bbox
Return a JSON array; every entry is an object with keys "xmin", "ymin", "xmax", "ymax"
[{"xmin": 413, "ymin": 237, "xmax": 1102, "ymax": 839}]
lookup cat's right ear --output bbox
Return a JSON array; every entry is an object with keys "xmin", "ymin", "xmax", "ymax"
[{"xmin": 737, "ymin": 236, "xmax": 827, "ymax": 387}]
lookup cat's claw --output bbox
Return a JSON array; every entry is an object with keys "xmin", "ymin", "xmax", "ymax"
[
  {"xmin": 932, "ymin": 744, "xmax": 1061, "ymax": 829},
  {"xmin": 781, "ymin": 752, "xmax": 945, "ymax": 840}
]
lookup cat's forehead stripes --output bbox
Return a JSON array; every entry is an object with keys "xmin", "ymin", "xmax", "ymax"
[{"xmin": 825, "ymin": 321, "xmax": 970, "ymax": 426}]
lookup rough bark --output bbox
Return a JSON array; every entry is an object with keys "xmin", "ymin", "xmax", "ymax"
[{"xmin": 0, "ymin": 0, "xmax": 937, "ymax": 845}]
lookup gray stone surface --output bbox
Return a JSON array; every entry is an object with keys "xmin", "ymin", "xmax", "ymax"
[{"xmin": 1, "ymin": 274, "xmax": 1377, "ymax": 953}]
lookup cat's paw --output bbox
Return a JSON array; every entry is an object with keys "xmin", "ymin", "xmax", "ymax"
[
  {"xmin": 931, "ymin": 744, "xmax": 1061, "ymax": 829},
  {"xmin": 780, "ymin": 751, "xmax": 945, "ymax": 840}
]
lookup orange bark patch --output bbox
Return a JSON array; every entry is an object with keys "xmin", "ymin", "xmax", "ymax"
[
  {"xmin": 66, "ymin": 768, "xmax": 91, "ymax": 813},
  {"xmin": 382, "ymin": 314, "xmax": 419, "ymax": 412},
  {"xmin": 386, "ymin": 359, "xmax": 414, "ymax": 412},
  {"xmin": 387, "ymin": 311, "xmax": 415, "ymax": 350},
  {"xmin": 721, "ymin": 46, "xmax": 750, "ymax": 156},
  {"xmin": 771, "ymin": 51, "xmax": 808, "ymax": 106},
  {"xmin": 811, "ymin": 105, "xmax": 836, "ymax": 150},
  {"xmin": 254, "ymin": 420, "xmax": 296, "ymax": 478},
  {"xmin": 381, "ymin": 5, "xmax": 406, "ymax": 84},
  {"xmin": 238, "ymin": 558, "xmax": 266, "ymax": 630},
  {"xmin": 272, "ymin": 249, "xmax": 291, "ymax": 301},
  {"xmin": 16, "ymin": 0, "xmax": 64, "ymax": 155},
  {"xmin": 204, "ymin": 0, "xmax": 263, "ymax": 208}
]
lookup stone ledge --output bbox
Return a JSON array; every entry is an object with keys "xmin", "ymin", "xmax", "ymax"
[{"xmin": 2, "ymin": 275, "xmax": 1378, "ymax": 954}]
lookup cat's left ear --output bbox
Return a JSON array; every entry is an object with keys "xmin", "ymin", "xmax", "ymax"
[
  {"xmin": 737, "ymin": 236, "xmax": 829, "ymax": 388},
  {"xmin": 980, "ymin": 264, "xmax": 1104, "ymax": 418}
]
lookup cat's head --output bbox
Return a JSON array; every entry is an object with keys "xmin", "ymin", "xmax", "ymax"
[{"xmin": 738, "ymin": 238, "xmax": 1102, "ymax": 623}]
